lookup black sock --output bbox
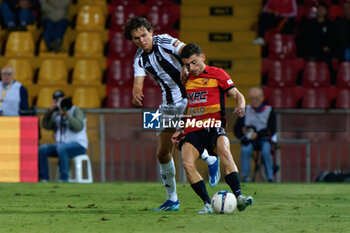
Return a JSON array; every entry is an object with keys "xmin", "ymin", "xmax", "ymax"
[
  {"xmin": 191, "ymin": 180, "xmax": 211, "ymax": 204},
  {"xmin": 225, "ymin": 172, "xmax": 242, "ymax": 198}
]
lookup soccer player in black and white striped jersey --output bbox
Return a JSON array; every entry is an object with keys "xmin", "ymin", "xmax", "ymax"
[{"xmin": 124, "ymin": 17, "xmax": 220, "ymax": 211}]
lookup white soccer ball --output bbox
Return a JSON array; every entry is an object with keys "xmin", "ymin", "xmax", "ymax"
[{"xmin": 211, "ymin": 190, "xmax": 237, "ymax": 214}]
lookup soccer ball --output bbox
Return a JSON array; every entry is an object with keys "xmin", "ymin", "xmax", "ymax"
[{"xmin": 211, "ymin": 191, "xmax": 237, "ymax": 214}]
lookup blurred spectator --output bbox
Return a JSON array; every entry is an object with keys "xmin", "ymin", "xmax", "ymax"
[
  {"xmin": 39, "ymin": 0, "xmax": 70, "ymax": 52},
  {"xmin": 38, "ymin": 90, "xmax": 88, "ymax": 182},
  {"xmin": 297, "ymin": 2, "xmax": 335, "ymax": 80},
  {"xmin": 0, "ymin": 0, "xmax": 39, "ymax": 31},
  {"xmin": 335, "ymin": 0, "xmax": 350, "ymax": 61},
  {"xmin": 0, "ymin": 66, "xmax": 29, "ymax": 116},
  {"xmin": 234, "ymin": 87, "xmax": 276, "ymax": 182},
  {"xmin": 252, "ymin": 0, "xmax": 297, "ymax": 45}
]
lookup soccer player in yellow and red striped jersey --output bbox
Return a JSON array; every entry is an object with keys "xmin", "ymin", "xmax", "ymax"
[{"xmin": 172, "ymin": 43, "xmax": 253, "ymax": 214}]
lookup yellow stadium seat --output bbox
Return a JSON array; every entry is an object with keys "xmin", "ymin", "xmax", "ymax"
[
  {"xmin": 76, "ymin": 5, "xmax": 105, "ymax": 31},
  {"xmin": 74, "ymin": 32, "xmax": 103, "ymax": 58},
  {"xmin": 5, "ymin": 32, "xmax": 35, "ymax": 57},
  {"xmin": 77, "ymin": 0, "xmax": 108, "ymax": 14},
  {"xmin": 36, "ymin": 87, "xmax": 61, "ymax": 108},
  {"xmin": 38, "ymin": 59, "xmax": 68, "ymax": 85},
  {"xmin": 72, "ymin": 59, "xmax": 102, "ymax": 85},
  {"xmin": 6, "ymin": 59, "xmax": 33, "ymax": 85},
  {"xmin": 73, "ymin": 87, "xmax": 101, "ymax": 108}
]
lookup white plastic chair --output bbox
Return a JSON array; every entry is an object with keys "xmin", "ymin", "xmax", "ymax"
[{"xmin": 56, "ymin": 154, "xmax": 93, "ymax": 183}]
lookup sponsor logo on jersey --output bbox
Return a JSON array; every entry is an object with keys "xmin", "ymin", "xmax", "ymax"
[
  {"xmin": 188, "ymin": 91, "xmax": 208, "ymax": 104},
  {"xmin": 227, "ymin": 79, "xmax": 233, "ymax": 85}
]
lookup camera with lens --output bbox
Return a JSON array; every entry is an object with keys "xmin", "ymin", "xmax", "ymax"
[{"xmin": 57, "ymin": 97, "xmax": 72, "ymax": 111}]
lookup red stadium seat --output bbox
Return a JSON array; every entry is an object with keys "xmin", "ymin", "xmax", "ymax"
[
  {"xmin": 337, "ymin": 62, "xmax": 350, "ymax": 88},
  {"xmin": 335, "ymin": 89, "xmax": 350, "ymax": 109},
  {"xmin": 267, "ymin": 87, "xmax": 299, "ymax": 108},
  {"xmin": 108, "ymin": 31, "xmax": 137, "ymax": 58},
  {"xmin": 142, "ymin": 86, "xmax": 162, "ymax": 108},
  {"xmin": 301, "ymin": 88, "xmax": 330, "ymax": 108},
  {"xmin": 268, "ymin": 34, "xmax": 296, "ymax": 60},
  {"xmin": 268, "ymin": 60, "xmax": 298, "ymax": 87},
  {"xmin": 107, "ymin": 59, "xmax": 134, "ymax": 86},
  {"xmin": 329, "ymin": 5, "xmax": 343, "ymax": 21},
  {"xmin": 110, "ymin": 5, "xmax": 144, "ymax": 30},
  {"xmin": 146, "ymin": 5, "xmax": 174, "ymax": 30},
  {"xmin": 302, "ymin": 61, "xmax": 330, "ymax": 87},
  {"xmin": 106, "ymin": 87, "xmax": 134, "ymax": 108}
]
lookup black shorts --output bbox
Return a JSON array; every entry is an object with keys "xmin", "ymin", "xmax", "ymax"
[{"xmin": 179, "ymin": 127, "xmax": 227, "ymax": 156}]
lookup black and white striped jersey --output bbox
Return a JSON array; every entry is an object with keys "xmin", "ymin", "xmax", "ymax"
[{"xmin": 133, "ymin": 34, "xmax": 187, "ymax": 105}]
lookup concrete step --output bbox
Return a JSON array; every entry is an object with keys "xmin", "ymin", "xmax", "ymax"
[
  {"xmin": 180, "ymin": 30, "xmax": 256, "ymax": 44},
  {"xmin": 181, "ymin": 5, "xmax": 260, "ymax": 18},
  {"xmin": 181, "ymin": 17, "xmax": 256, "ymax": 31},
  {"xmin": 182, "ymin": 0, "xmax": 262, "ymax": 6},
  {"xmin": 199, "ymin": 43, "xmax": 260, "ymax": 59}
]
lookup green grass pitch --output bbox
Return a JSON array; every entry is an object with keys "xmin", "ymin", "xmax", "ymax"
[{"xmin": 0, "ymin": 182, "xmax": 349, "ymax": 233}]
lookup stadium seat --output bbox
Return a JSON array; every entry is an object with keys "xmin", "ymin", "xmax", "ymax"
[
  {"xmin": 72, "ymin": 59, "xmax": 102, "ymax": 85},
  {"xmin": 146, "ymin": 5, "xmax": 174, "ymax": 30},
  {"xmin": 74, "ymin": 32, "xmax": 103, "ymax": 58},
  {"xmin": 6, "ymin": 59, "xmax": 33, "ymax": 85},
  {"xmin": 302, "ymin": 61, "xmax": 330, "ymax": 87},
  {"xmin": 301, "ymin": 88, "xmax": 330, "ymax": 108},
  {"xmin": 335, "ymin": 89, "xmax": 350, "ymax": 109},
  {"xmin": 329, "ymin": 5, "xmax": 343, "ymax": 21},
  {"xmin": 337, "ymin": 62, "xmax": 350, "ymax": 88},
  {"xmin": 107, "ymin": 59, "xmax": 134, "ymax": 86},
  {"xmin": 108, "ymin": 31, "xmax": 137, "ymax": 58},
  {"xmin": 268, "ymin": 60, "xmax": 298, "ymax": 87},
  {"xmin": 73, "ymin": 87, "xmax": 101, "ymax": 108},
  {"xmin": 76, "ymin": 5, "xmax": 105, "ymax": 31},
  {"xmin": 267, "ymin": 87, "xmax": 299, "ymax": 108},
  {"xmin": 105, "ymin": 87, "xmax": 133, "ymax": 108},
  {"xmin": 77, "ymin": 0, "xmax": 108, "ymax": 14},
  {"xmin": 142, "ymin": 87, "xmax": 162, "ymax": 108},
  {"xmin": 5, "ymin": 32, "xmax": 35, "ymax": 57},
  {"xmin": 110, "ymin": 5, "xmax": 144, "ymax": 30},
  {"xmin": 38, "ymin": 59, "xmax": 68, "ymax": 85},
  {"xmin": 268, "ymin": 34, "xmax": 296, "ymax": 60},
  {"xmin": 36, "ymin": 87, "xmax": 63, "ymax": 108}
]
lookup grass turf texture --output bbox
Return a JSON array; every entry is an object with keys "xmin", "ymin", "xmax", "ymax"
[{"xmin": 0, "ymin": 183, "xmax": 349, "ymax": 233}]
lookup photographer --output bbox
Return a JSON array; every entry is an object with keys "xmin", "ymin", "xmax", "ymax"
[
  {"xmin": 234, "ymin": 87, "xmax": 276, "ymax": 182},
  {"xmin": 38, "ymin": 90, "xmax": 88, "ymax": 182}
]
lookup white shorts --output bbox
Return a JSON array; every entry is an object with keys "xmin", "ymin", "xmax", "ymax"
[{"xmin": 156, "ymin": 98, "xmax": 188, "ymax": 135}]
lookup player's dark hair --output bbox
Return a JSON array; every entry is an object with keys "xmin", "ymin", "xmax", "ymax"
[
  {"xmin": 124, "ymin": 17, "xmax": 153, "ymax": 40},
  {"xmin": 180, "ymin": 43, "xmax": 202, "ymax": 59}
]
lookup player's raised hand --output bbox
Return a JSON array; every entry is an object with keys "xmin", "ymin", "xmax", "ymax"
[
  {"xmin": 233, "ymin": 107, "xmax": 245, "ymax": 117},
  {"xmin": 132, "ymin": 93, "xmax": 144, "ymax": 107}
]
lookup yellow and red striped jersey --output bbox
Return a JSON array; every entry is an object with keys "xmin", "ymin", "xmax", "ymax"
[{"xmin": 184, "ymin": 66, "xmax": 235, "ymax": 134}]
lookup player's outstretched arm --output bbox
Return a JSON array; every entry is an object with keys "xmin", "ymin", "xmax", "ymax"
[
  {"xmin": 132, "ymin": 76, "xmax": 146, "ymax": 107},
  {"xmin": 228, "ymin": 87, "xmax": 246, "ymax": 117}
]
